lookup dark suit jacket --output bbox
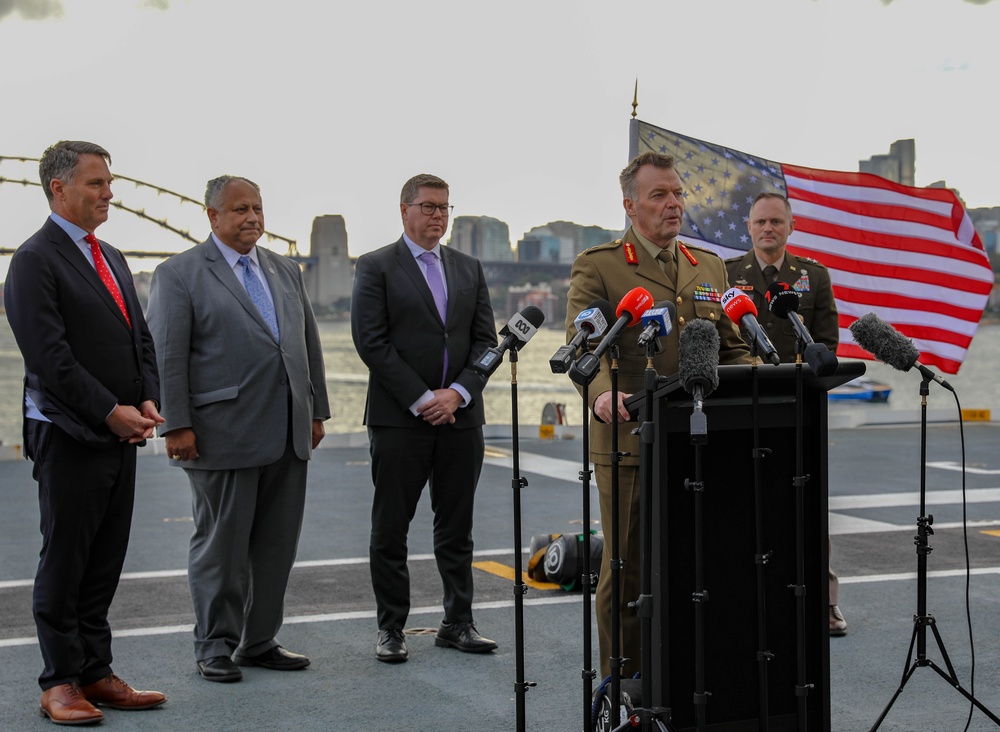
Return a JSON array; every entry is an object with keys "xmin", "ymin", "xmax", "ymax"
[
  {"xmin": 351, "ymin": 238, "xmax": 496, "ymax": 429},
  {"xmin": 146, "ymin": 237, "xmax": 331, "ymax": 471},
  {"xmin": 725, "ymin": 249, "xmax": 839, "ymax": 359},
  {"xmin": 4, "ymin": 217, "xmax": 159, "ymax": 447}
]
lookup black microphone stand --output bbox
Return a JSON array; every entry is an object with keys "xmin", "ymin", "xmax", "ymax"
[
  {"xmin": 790, "ymin": 337, "xmax": 813, "ymax": 731},
  {"xmin": 630, "ymin": 342, "xmax": 672, "ymax": 732},
  {"xmin": 684, "ymin": 380, "xmax": 710, "ymax": 732},
  {"xmin": 868, "ymin": 377, "xmax": 1000, "ymax": 730},
  {"xmin": 748, "ymin": 340, "xmax": 774, "ymax": 732},
  {"xmin": 507, "ymin": 348, "xmax": 536, "ymax": 732},
  {"xmin": 576, "ymin": 346, "xmax": 597, "ymax": 732},
  {"xmin": 608, "ymin": 343, "xmax": 626, "ymax": 727}
]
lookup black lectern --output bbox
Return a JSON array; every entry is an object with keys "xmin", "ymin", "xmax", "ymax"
[{"xmin": 645, "ymin": 362, "xmax": 863, "ymax": 732}]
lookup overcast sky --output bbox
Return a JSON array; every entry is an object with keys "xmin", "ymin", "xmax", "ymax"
[{"xmin": 1, "ymin": 0, "xmax": 997, "ymax": 273}]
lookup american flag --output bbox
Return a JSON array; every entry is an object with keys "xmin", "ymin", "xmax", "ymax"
[{"xmin": 634, "ymin": 120, "xmax": 993, "ymax": 374}]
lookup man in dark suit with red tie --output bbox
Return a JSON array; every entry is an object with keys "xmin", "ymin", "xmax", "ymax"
[
  {"xmin": 4, "ymin": 141, "xmax": 167, "ymax": 725},
  {"xmin": 351, "ymin": 173, "xmax": 498, "ymax": 663}
]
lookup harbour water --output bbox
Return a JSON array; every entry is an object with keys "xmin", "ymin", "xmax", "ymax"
[{"xmin": 0, "ymin": 318, "xmax": 997, "ymax": 446}]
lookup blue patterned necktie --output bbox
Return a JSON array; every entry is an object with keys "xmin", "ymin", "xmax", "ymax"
[
  {"xmin": 238, "ymin": 255, "xmax": 279, "ymax": 341},
  {"xmin": 419, "ymin": 251, "xmax": 448, "ymax": 386}
]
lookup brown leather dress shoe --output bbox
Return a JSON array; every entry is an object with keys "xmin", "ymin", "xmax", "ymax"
[
  {"xmin": 829, "ymin": 605, "xmax": 848, "ymax": 636},
  {"xmin": 80, "ymin": 673, "xmax": 166, "ymax": 710},
  {"xmin": 39, "ymin": 683, "xmax": 104, "ymax": 725}
]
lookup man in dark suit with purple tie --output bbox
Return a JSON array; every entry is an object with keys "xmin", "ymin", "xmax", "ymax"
[
  {"xmin": 351, "ymin": 173, "xmax": 498, "ymax": 663},
  {"xmin": 4, "ymin": 140, "xmax": 167, "ymax": 725}
]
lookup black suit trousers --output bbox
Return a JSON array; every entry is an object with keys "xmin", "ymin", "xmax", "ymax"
[
  {"xmin": 368, "ymin": 422, "xmax": 484, "ymax": 630},
  {"xmin": 27, "ymin": 420, "xmax": 136, "ymax": 690}
]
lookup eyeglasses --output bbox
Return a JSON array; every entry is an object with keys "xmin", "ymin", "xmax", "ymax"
[{"xmin": 407, "ymin": 202, "xmax": 453, "ymax": 216}]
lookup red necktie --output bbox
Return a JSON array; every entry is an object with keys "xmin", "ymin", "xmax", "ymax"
[{"xmin": 85, "ymin": 234, "xmax": 131, "ymax": 328}]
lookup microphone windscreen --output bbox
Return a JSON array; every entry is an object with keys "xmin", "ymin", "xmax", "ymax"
[
  {"xmin": 615, "ymin": 287, "xmax": 654, "ymax": 326},
  {"xmin": 765, "ymin": 281, "xmax": 800, "ymax": 318},
  {"xmin": 678, "ymin": 319, "xmax": 720, "ymax": 396},
  {"xmin": 849, "ymin": 313, "xmax": 919, "ymax": 372},
  {"xmin": 593, "ymin": 299, "xmax": 617, "ymax": 330},
  {"xmin": 661, "ymin": 301, "xmax": 677, "ymax": 336},
  {"xmin": 521, "ymin": 305, "xmax": 545, "ymax": 329},
  {"xmin": 721, "ymin": 287, "xmax": 757, "ymax": 322}
]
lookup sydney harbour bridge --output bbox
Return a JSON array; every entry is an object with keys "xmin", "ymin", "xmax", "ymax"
[
  {"xmin": 0, "ymin": 155, "xmax": 360, "ymax": 312},
  {"xmin": 0, "ymin": 156, "xmax": 570, "ymax": 316},
  {"xmin": 0, "ymin": 155, "xmax": 302, "ymax": 259}
]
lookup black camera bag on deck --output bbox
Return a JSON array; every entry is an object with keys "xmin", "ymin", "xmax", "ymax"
[{"xmin": 527, "ymin": 532, "xmax": 603, "ymax": 590}]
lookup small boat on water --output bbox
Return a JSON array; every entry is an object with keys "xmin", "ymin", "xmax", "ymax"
[{"xmin": 829, "ymin": 376, "xmax": 892, "ymax": 403}]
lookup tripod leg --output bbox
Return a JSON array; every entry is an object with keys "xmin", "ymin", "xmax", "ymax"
[
  {"xmin": 869, "ymin": 614, "xmax": 922, "ymax": 731},
  {"xmin": 925, "ymin": 616, "xmax": 959, "ymax": 680},
  {"xmin": 925, "ymin": 621, "xmax": 1000, "ymax": 726},
  {"xmin": 923, "ymin": 661, "xmax": 1000, "ymax": 725},
  {"xmin": 898, "ymin": 619, "xmax": 919, "ymax": 684},
  {"xmin": 868, "ymin": 663, "xmax": 919, "ymax": 732}
]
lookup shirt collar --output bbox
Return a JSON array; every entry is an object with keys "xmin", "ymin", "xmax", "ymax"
[
  {"xmin": 754, "ymin": 252, "xmax": 785, "ymax": 274},
  {"xmin": 49, "ymin": 213, "xmax": 88, "ymax": 245},
  {"xmin": 212, "ymin": 232, "xmax": 260, "ymax": 269},
  {"xmin": 632, "ymin": 228, "xmax": 676, "ymax": 264},
  {"xmin": 403, "ymin": 233, "xmax": 442, "ymax": 261}
]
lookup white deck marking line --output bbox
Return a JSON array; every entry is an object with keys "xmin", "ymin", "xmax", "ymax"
[
  {"xmin": 4, "ymin": 571, "xmax": 999, "ymax": 649},
  {"xmin": 0, "ymin": 596, "xmax": 583, "ymax": 648}
]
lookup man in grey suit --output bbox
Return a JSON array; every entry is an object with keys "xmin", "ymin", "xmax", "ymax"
[
  {"xmin": 147, "ymin": 175, "xmax": 330, "ymax": 683},
  {"xmin": 351, "ymin": 173, "xmax": 497, "ymax": 663}
]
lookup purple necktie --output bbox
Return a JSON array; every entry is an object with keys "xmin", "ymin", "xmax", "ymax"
[{"xmin": 419, "ymin": 251, "xmax": 448, "ymax": 387}]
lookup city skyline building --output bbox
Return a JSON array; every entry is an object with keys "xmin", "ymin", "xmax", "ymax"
[
  {"xmin": 447, "ymin": 215, "xmax": 514, "ymax": 262},
  {"xmin": 516, "ymin": 221, "xmax": 621, "ymax": 265},
  {"xmin": 859, "ymin": 138, "xmax": 916, "ymax": 186}
]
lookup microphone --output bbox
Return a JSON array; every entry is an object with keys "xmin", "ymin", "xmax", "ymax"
[
  {"xmin": 721, "ymin": 288, "xmax": 781, "ymax": 366},
  {"xmin": 472, "ymin": 305, "xmax": 545, "ymax": 377},
  {"xmin": 569, "ymin": 287, "xmax": 653, "ymax": 386},
  {"xmin": 849, "ymin": 312, "xmax": 954, "ymax": 392},
  {"xmin": 550, "ymin": 299, "xmax": 615, "ymax": 374},
  {"xmin": 678, "ymin": 319, "xmax": 720, "ymax": 437},
  {"xmin": 765, "ymin": 282, "xmax": 839, "ymax": 376},
  {"xmin": 637, "ymin": 301, "xmax": 676, "ymax": 348}
]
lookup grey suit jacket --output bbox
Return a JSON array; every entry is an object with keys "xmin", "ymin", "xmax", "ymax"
[{"xmin": 147, "ymin": 237, "xmax": 330, "ymax": 470}]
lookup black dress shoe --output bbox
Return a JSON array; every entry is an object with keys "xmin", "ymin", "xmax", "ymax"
[
  {"xmin": 375, "ymin": 629, "xmax": 408, "ymax": 663},
  {"xmin": 233, "ymin": 645, "xmax": 310, "ymax": 670},
  {"xmin": 434, "ymin": 621, "xmax": 498, "ymax": 653},
  {"xmin": 196, "ymin": 656, "xmax": 243, "ymax": 683}
]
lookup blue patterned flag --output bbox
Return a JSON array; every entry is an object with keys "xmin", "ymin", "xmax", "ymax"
[{"xmin": 633, "ymin": 120, "xmax": 992, "ymax": 374}]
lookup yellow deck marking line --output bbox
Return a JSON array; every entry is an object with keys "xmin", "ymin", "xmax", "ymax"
[{"xmin": 473, "ymin": 560, "xmax": 563, "ymax": 590}]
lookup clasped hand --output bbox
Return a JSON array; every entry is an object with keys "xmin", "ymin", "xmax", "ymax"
[{"xmin": 417, "ymin": 388, "xmax": 461, "ymax": 426}]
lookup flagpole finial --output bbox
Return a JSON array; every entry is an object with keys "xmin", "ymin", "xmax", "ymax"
[{"xmin": 631, "ymin": 79, "xmax": 638, "ymax": 119}]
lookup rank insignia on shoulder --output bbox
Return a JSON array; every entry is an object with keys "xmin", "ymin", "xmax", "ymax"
[
  {"xmin": 792, "ymin": 272, "xmax": 811, "ymax": 292},
  {"xmin": 679, "ymin": 243, "xmax": 698, "ymax": 266},
  {"xmin": 623, "ymin": 241, "xmax": 639, "ymax": 265},
  {"xmin": 693, "ymin": 283, "xmax": 721, "ymax": 302}
]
